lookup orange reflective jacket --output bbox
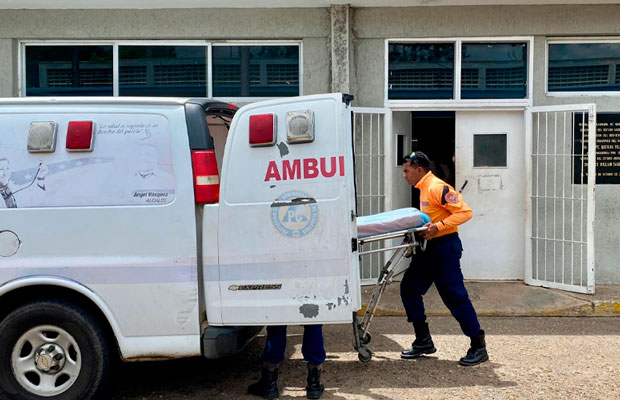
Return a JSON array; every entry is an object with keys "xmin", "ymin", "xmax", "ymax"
[{"xmin": 415, "ymin": 171, "xmax": 472, "ymax": 238}]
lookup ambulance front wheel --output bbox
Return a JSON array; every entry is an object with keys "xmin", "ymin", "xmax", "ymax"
[
  {"xmin": 0, "ymin": 299, "xmax": 111, "ymax": 400},
  {"xmin": 357, "ymin": 347, "xmax": 372, "ymax": 363}
]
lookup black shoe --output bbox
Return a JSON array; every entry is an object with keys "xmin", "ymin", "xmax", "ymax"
[
  {"xmin": 401, "ymin": 321, "xmax": 437, "ymax": 359},
  {"xmin": 400, "ymin": 334, "xmax": 437, "ymax": 359},
  {"xmin": 459, "ymin": 329, "xmax": 489, "ymax": 366},
  {"xmin": 248, "ymin": 367, "xmax": 279, "ymax": 399},
  {"xmin": 306, "ymin": 366, "xmax": 325, "ymax": 399}
]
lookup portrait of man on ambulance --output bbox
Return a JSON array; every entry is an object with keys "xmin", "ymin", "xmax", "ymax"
[{"xmin": 0, "ymin": 156, "xmax": 48, "ymax": 209}]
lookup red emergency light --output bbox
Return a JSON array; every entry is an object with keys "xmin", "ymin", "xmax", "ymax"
[
  {"xmin": 191, "ymin": 150, "xmax": 219, "ymax": 204},
  {"xmin": 249, "ymin": 113, "xmax": 276, "ymax": 147},
  {"xmin": 66, "ymin": 121, "xmax": 95, "ymax": 151}
]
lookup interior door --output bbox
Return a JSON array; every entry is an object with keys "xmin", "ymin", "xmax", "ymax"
[
  {"xmin": 455, "ymin": 111, "xmax": 525, "ymax": 279},
  {"xmin": 216, "ymin": 94, "xmax": 360, "ymax": 325},
  {"xmin": 526, "ymin": 104, "xmax": 596, "ymax": 294}
]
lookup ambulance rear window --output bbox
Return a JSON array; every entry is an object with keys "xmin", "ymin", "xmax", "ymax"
[{"xmin": 184, "ymin": 100, "xmax": 235, "ymax": 151}]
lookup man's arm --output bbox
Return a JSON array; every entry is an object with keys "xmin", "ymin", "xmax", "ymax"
[{"xmin": 432, "ymin": 184, "xmax": 472, "ymax": 232}]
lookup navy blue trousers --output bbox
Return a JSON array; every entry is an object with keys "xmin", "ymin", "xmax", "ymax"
[
  {"xmin": 400, "ymin": 233, "xmax": 481, "ymax": 337},
  {"xmin": 262, "ymin": 325, "xmax": 326, "ymax": 365}
]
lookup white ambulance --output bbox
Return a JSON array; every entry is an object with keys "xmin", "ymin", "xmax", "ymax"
[{"xmin": 0, "ymin": 94, "xmax": 361, "ymax": 400}]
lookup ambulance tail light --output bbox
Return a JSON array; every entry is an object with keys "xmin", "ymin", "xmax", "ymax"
[{"xmin": 191, "ymin": 150, "xmax": 219, "ymax": 204}]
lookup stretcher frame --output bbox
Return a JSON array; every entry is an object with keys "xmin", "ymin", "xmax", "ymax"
[{"xmin": 352, "ymin": 226, "xmax": 427, "ymax": 362}]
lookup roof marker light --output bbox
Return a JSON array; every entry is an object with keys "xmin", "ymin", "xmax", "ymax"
[
  {"xmin": 66, "ymin": 121, "xmax": 95, "ymax": 152},
  {"xmin": 28, "ymin": 121, "xmax": 57, "ymax": 153},
  {"xmin": 249, "ymin": 113, "xmax": 276, "ymax": 147}
]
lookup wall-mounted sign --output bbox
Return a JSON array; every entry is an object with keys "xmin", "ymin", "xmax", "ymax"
[{"xmin": 574, "ymin": 112, "xmax": 620, "ymax": 184}]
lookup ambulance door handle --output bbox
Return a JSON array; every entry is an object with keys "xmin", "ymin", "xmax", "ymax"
[{"xmin": 270, "ymin": 197, "xmax": 316, "ymax": 208}]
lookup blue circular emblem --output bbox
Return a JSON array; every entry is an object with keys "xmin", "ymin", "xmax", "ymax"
[{"xmin": 272, "ymin": 191, "xmax": 319, "ymax": 238}]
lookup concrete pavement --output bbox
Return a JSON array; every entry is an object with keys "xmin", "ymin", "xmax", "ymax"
[{"xmin": 361, "ymin": 281, "xmax": 620, "ymax": 317}]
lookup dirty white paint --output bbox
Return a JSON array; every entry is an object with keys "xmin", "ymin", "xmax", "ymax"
[{"xmin": 478, "ymin": 175, "xmax": 503, "ymax": 192}]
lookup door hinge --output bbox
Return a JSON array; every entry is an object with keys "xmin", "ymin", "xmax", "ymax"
[{"xmin": 351, "ymin": 238, "xmax": 358, "ymax": 252}]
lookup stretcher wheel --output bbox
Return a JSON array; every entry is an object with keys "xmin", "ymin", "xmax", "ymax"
[
  {"xmin": 357, "ymin": 347, "xmax": 372, "ymax": 363},
  {"xmin": 359, "ymin": 332, "xmax": 372, "ymax": 345}
]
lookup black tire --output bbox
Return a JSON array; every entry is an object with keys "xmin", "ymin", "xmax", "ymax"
[
  {"xmin": 0, "ymin": 299, "xmax": 111, "ymax": 400},
  {"xmin": 357, "ymin": 347, "xmax": 372, "ymax": 363},
  {"xmin": 359, "ymin": 332, "xmax": 372, "ymax": 345}
]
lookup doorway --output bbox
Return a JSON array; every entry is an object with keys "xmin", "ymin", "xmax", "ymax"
[
  {"xmin": 410, "ymin": 111, "xmax": 456, "ymax": 209},
  {"xmin": 393, "ymin": 109, "xmax": 525, "ymax": 280}
]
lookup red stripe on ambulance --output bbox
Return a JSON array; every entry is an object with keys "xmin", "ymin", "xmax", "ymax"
[{"xmin": 264, "ymin": 156, "xmax": 345, "ymax": 181}]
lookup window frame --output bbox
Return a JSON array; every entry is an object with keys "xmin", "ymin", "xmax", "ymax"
[
  {"xmin": 19, "ymin": 40, "xmax": 303, "ymax": 101},
  {"xmin": 546, "ymin": 37, "xmax": 620, "ymax": 97},
  {"xmin": 385, "ymin": 37, "xmax": 534, "ymax": 109}
]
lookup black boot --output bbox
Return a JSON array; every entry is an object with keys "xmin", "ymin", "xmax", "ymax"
[
  {"xmin": 459, "ymin": 329, "xmax": 489, "ymax": 366},
  {"xmin": 401, "ymin": 321, "xmax": 437, "ymax": 359},
  {"xmin": 306, "ymin": 365, "xmax": 324, "ymax": 399},
  {"xmin": 248, "ymin": 367, "xmax": 279, "ymax": 399}
]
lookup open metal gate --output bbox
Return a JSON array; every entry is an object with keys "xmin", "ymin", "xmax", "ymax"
[
  {"xmin": 525, "ymin": 104, "xmax": 596, "ymax": 294},
  {"xmin": 352, "ymin": 108, "xmax": 390, "ymax": 284}
]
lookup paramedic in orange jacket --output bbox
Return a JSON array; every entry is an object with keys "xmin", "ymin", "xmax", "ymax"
[{"xmin": 400, "ymin": 151, "xmax": 488, "ymax": 366}]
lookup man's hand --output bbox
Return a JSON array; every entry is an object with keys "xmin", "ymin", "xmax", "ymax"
[{"xmin": 420, "ymin": 222, "xmax": 439, "ymax": 240}]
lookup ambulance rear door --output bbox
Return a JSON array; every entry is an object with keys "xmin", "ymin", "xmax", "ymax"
[{"xmin": 215, "ymin": 93, "xmax": 360, "ymax": 325}]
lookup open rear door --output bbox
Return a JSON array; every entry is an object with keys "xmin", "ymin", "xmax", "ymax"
[
  {"xmin": 215, "ymin": 94, "xmax": 360, "ymax": 325},
  {"xmin": 525, "ymin": 104, "xmax": 596, "ymax": 294}
]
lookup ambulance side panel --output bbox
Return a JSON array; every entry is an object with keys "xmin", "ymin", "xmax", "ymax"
[
  {"xmin": 212, "ymin": 94, "xmax": 360, "ymax": 326},
  {"xmin": 0, "ymin": 103, "xmax": 201, "ymax": 359}
]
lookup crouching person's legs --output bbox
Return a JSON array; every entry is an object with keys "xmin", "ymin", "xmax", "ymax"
[
  {"xmin": 302, "ymin": 325, "xmax": 326, "ymax": 399},
  {"xmin": 248, "ymin": 326, "xmax": 287, "ymax": 399}
]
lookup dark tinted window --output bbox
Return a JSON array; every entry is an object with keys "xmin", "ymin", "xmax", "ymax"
[
  {"xmin": 549, "ymin": 43, "xmax": 620, "ymax": 92},
  {"xmin": 461, "ymin": 43, "xmax": 527, "ymax": 99},
  {"xmin": 212, "ymin": 45, "xmax": 299, "ymax": 97},
  {"xmin": 119, "ymin": 46, "xmax": 206, "ymax": 97},
  {"xmin": 26, "ymin": 46, "xmax": 113, "ymax": 96},
  {"xmin": 474, "ymin": 134, "xmax": 507, "ymax": 167},
  {"xmin": 388, "ymin": 43, "xmax": 454, "ymax": 99}
]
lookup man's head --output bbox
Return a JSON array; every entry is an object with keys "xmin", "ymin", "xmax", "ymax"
[
  {"xmin": 402, "ymin": 151, "xmax": 431, "ymax": 186},
  {"xmin": 0, "ymin": 158, "xmax": 10, "ymax": 186}
]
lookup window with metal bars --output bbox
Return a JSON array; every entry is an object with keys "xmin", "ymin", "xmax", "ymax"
[
  {"xmin": 388, "ymin": 43, "xmax": 455, "ymax": 99},
  {"xmin": 548, "ymin": 42, "xmax": 620, "ymax": 92},
  {"xmin": 461, "ymin": 42, "xmax": 527, "ymax": 99}
]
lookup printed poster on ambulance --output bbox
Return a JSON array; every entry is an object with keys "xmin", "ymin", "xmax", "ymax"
[{"xmin": 0, "ymin": 114, "xmax": 175, "ymax": 208}]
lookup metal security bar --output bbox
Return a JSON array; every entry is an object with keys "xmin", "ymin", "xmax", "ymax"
[
  {"xmin": 526, "ymin": 104, "xmax": 596, "ymax": 294},
  {"xmin": 352, "ymin": 109, "xmax": 388, "ymax": 284}
]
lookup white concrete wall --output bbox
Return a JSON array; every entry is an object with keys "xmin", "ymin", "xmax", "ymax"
[
  {"xmin": 350, "ymin": 4, "xmax": 620, "ymax": 283},
  {"xmin": 0, "ymin": 40, "xmax": 14, "ymax": 97}
]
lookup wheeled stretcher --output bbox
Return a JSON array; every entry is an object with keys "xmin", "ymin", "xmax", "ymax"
[{"xmin": 352, "ymin": 208, "xmax": 430, "ymax": 362}]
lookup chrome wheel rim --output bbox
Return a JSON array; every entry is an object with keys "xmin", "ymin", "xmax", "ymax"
[{"xmin": 11, "ymin": 325, "xmax": 82, "ymax": 397}]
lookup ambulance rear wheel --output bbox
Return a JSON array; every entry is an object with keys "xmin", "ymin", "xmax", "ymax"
[
  {"xmin": 0, "ymin": 299, "xmax": 110, "ymax": 400},
  {"xmin": 357, "ymin": 347, "xmax": 372, "ymax": 363}
]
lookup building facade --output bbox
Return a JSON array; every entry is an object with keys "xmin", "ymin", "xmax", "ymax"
[{"xmin": 1, "ymin": 1, "xmax": 619, "ymax": 290}]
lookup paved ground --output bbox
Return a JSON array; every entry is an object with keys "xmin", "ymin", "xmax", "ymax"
[{"xmin": 106, "ymin": 316, "xmax": 620, "ymax": 400}]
